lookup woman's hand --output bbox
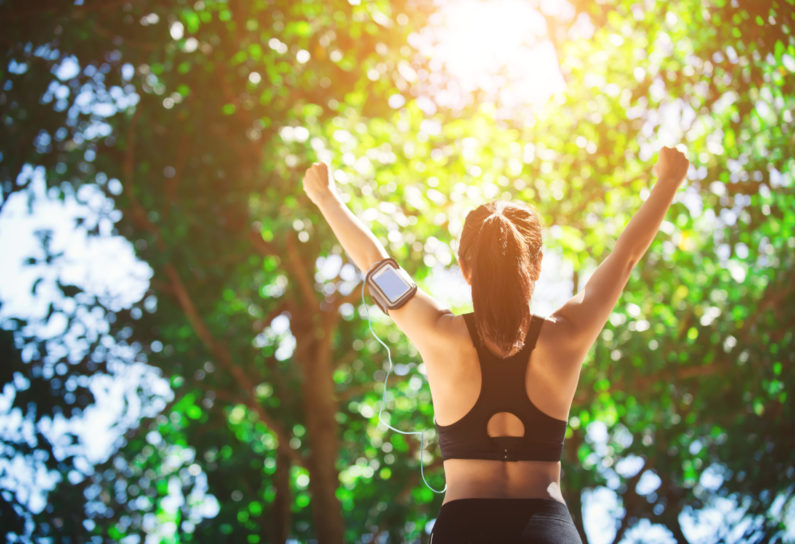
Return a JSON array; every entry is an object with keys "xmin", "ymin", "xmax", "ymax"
[
  {"xmin": 302, "ymin": 162, "xmax": 338, "ymax": 206},
  {"xmin": 653, "ymin": 146, "xmax": 689, "ymax": 185}
]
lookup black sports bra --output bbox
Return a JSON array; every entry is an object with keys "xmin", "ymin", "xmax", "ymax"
[{"xmin": 435, "ymin": 312, "xmax": 568, "ymax": 462}]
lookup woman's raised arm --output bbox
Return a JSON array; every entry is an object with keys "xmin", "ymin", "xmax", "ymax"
[
  {"xmin": 302, "ymin": 162, "xmax": 452, "ymax": 358},
  {"xmin": 303, "ymin": 162, "xmax": 389, "ymax": 273},
  {"xmin": 550, "ymin": 146, "xmax": 690, "ymax": 363}
]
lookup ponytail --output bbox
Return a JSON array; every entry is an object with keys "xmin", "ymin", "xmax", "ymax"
[{"xmin": 459, "ymin": 201, "xmax": 542, "ymax": 358}]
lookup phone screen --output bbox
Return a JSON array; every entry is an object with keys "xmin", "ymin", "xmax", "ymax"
[{"xmin": 372, "ymin": 266, "xmax": 411, "ymax": 302}]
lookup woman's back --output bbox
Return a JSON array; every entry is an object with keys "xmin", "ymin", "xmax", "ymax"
[{"xmin": 423, "ymin": 311, "xmax": 581, "ymax": 505}]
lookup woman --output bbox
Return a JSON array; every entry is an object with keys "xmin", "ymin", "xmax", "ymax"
[{"xmin": 302, "ymin": 146, "xmax": 689, "ymax": 543}]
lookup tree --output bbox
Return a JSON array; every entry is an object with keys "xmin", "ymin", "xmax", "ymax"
[{"xmin": 1, "ymin": 0, "xmax": 793, "ymax": 542}]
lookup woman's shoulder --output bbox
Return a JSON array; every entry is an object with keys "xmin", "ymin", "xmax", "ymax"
[
  {"xmin": 535, "ymin": 313, "xmax": 587, "ymax": 373},
  {"xmin": 418, "ymin": 312, "xmax": 477, "ymax": 379},
  {"xmin": 536, "ymin": 312, "xmax": 574, "ymax": 341},
  {"xmin": 438, "ymin": 311, "xmax": 472, "ymax": 340},
  {"xmin": 421, "ymin": 312, "xmax": 475, "ymax": 359}
]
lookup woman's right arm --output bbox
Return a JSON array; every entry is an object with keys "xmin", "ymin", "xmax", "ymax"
[{"xmin": 550, "ymin": 146, "xmax": 690, "ymax": 363}]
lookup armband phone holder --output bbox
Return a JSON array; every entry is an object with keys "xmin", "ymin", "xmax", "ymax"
[{"xmin": 365, "ymin": 258, "xmax": 417, "ymax": 314}]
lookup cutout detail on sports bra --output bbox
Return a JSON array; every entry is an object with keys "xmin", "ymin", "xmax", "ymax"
[{"xmin": 486, "ymin": 411, "xmax": 525, "ymax": 437}]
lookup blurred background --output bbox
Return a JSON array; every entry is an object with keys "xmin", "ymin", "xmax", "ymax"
[{"xmin": 1, "ymin": 0, "xmax": 793, "ymax": 542}]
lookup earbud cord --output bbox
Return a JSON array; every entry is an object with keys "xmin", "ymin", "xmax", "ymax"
[{"xmin": 361, "ymin": 279, "xmax": 447, "ymax": 494}]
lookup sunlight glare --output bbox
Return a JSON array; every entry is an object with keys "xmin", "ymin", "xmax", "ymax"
[{"xmin": 419, "ymin": 0, "xmax": 566, "ymax": 112}]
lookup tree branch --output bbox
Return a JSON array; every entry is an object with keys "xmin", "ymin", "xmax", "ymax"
[
  {"xmin": 120, "ymin": 111, "xmax": 305, "ymax": 469},
  {"xmin": 249, "ymin": 229, "xmax": 320, "ymax": 311},
  {"xmin": 252, "ymin": 300, "xmax": 290, "ymax": 333},
  {"xmin": 331, "ymin": 285, "xmax": 365, "ymax": 313},
  {"xmin": 285, "ymin": 231, "xmax": 320, "ymax": 310}
]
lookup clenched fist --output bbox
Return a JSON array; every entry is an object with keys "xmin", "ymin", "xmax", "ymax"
[
  {"xmin": 653, "ymin": 146, "xmax": 689, "ymax": 186},
  {"xmin": 302, "ymin": 162, "xmax": 338, "ymax": 205}
]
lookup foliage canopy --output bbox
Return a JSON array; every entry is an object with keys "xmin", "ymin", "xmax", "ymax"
[{"xmin": 1, "ymin": 0, "xmax": 793, "ymax": 542}]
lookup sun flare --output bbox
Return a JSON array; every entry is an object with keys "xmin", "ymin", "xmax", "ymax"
[{"xmin": 418, "ymin": 0, "xmax": 566, "ymax": 112}]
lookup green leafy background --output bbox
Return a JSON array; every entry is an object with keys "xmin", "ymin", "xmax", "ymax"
[{"xmin": 0, "ymin": 0, "xmax": 793, "ymax": 542}]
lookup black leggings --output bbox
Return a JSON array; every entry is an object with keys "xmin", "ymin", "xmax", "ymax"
[{"xmin": 429, "ymin": 498, "xmax": 583, "ymax": 544}]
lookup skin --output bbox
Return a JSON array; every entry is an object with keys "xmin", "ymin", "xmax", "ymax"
[{"xmin": 302, "ymin": 146, "xmax": 690, "ymax": 505}]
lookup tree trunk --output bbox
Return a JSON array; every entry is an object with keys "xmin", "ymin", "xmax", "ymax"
[
  {"xmin": 562, "ymin": 431, "xmax": 589, "ymax": 544},
  {"xmin": 273, "ymin": 444, "xmax": 292, "ymax": 543},
  {"xmin": 293, "ymin": 311, "xmax": 345, "ymax": 543},
  {"xmin": 568, "ymin": 489, "xmax": 589, "ymax": 544},
  {"xmin": 664, "ymin": 518, "xmax": 690, "ymax": 544}
]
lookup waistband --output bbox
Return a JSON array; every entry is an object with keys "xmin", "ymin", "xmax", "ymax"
[{"xmin": 440, "ymin": 497, "xmax": 571, "ymax": 518}]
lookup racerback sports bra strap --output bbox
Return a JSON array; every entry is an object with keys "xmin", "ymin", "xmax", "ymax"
[{"xmin": 435, "ymin": 312, "xmax": 568, "ymax": 462}]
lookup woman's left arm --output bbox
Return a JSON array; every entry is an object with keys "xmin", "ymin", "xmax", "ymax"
[{"xmin": 302, "ymin": 162, "xmax": 453, "ymax": 357}]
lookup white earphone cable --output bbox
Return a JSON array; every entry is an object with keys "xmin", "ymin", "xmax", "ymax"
[{"xmin": 360, "ymin": 279, "xmax": 446, "ymax": 494}]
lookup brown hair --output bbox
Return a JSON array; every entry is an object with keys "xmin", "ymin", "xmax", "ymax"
[{"xmin": 458, "ymin": 201, "xmax": 543, "ymax": 358}]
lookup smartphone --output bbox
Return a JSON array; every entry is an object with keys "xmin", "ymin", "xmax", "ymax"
[{"xmin": 366, "ymin": 258, "xmax": 417, "ymax": 313}]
